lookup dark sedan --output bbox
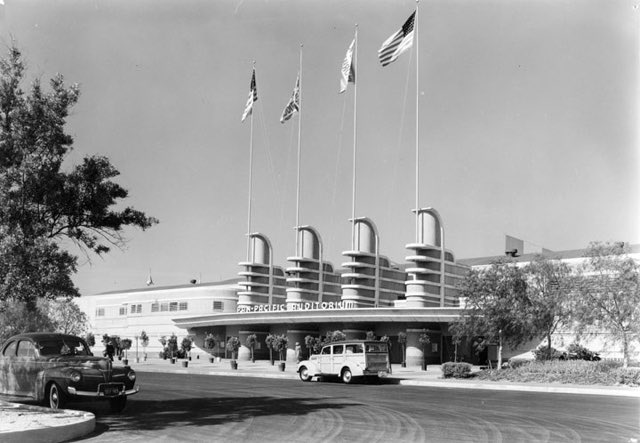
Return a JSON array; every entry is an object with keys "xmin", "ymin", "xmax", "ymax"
[{"xmin": 0, "ymin": 332, "xmax": 138, "ymax": 412}]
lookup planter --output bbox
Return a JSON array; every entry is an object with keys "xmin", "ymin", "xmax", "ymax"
[
  {"xmin": 171, "ymin": 357, "xmax": 176, "ymax": 364},
  {"xmin": 135, "ymin": 357, "xmax": 140, "ymax": 363},
  {"xmin": 123, "ymin": 359, "xmax": 129, "ymax": 366},
  {"xmin": 278, "ymin": 362, "xmax": 286, "ymax": 372},
  {"xmin": 188, "ymin": 356, "xmax": 192, "ymax": 361},
  {"xmin": 182, "ymin": 360, "xmax": 189, "ymax": 368},
  {"xmin": 230, "ymin": 361, "xmax": 238, "ymax": 370},
  {"xmin": 209, "ymin": 357, "xmax": 214, "ymax": 363}
]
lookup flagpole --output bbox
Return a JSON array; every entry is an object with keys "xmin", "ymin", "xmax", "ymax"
[
  {"xmin": 414, "ymin": 0, "xmax": 420, "ymax": 244},
  {"xmin": 247, "ymin": 62, "xmax": 256, "ymax": 261},
  {"xmin": 295, "ymin": 45, "xmax": 303, "ymax": 256},
  {"xmin": 351, "ymin": 25, "xmax": 358, "ymax": 251}
]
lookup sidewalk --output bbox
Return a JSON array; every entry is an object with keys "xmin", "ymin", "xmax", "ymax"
[{"xmin": 130, "ymin": 356, "xmax": 640, "ymax": 398}]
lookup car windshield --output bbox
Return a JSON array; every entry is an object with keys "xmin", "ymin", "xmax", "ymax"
[{"xmin": 37, "ymin": 338, "xmax": 90, "ymax": 356}]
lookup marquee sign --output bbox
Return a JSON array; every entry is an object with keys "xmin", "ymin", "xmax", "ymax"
[{"xmin": 237, "ymin": 301, "xmax": 357, "ymax": 313}]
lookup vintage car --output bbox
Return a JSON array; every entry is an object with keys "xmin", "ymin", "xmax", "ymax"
[
  {"xmin": 0, "ymin": 333, "xmax": 138, "ymax": 412},
  {"xmin": 297, "ymin": 340, "xmax": 391, "ymax": 384}
]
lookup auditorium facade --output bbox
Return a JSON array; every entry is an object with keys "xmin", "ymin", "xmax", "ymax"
[{"xmin": 78, "ymin": 209, "xmax": 483, "ymax": 366}]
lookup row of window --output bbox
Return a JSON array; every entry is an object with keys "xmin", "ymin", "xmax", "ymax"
[{"xmin": 96, "ymin": 300, "xmax": 224, "ymax": 317}]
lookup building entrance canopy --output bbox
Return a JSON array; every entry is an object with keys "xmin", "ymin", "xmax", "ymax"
[{"xmin": 173, "ymin": 307, "xmax": 463, "ymax": 329}]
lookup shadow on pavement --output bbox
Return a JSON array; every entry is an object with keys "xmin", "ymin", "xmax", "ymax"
[{"xmin": 67, "ymin": 395, "xmax": 360, "ymax": 439}]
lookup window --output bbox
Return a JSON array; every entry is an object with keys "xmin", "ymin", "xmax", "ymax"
[
  {"xmin": 2, "ymin": 341, "xmax": 17, "ymax": 357},
  {"xmin": 213, "ymin": 301, "xmax": 224, "ymax": 311},
  {"xmin": 17, "ymin": 341, "xmax": 36, "ymax": 357},
  {"xmin": 333, "ymin": 345, "xmax": 344, "ymax": 355},
  {"xmin": 119, "ymin": 306, "xmax": 127, "ymax": 316},
  {"xmin": 151, "ymin": 303, "xmax": 159, "ymax": 312},
  {"xmin": 346, "ymin": 344, "xmax": 363, "ymax": 354},
  {"xmin": 96, "ymin": 307, "xmax": 105, "ymax": 317},
  {"xmin": 169, "ymin": 302, "xmax": 178, "ymax": 312},
  {"xmin": 321, "ymin": 346, "xmax": 331, "ymax": 355},
  {"xmin": 178, "ymin": 302, "xmax": 188, "ymax": 311},
  {"xmin": 130, "ymin": 304, "xmax": 142, "ymax": 314}
]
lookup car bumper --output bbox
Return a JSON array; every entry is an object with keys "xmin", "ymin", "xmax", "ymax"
[{"xmin": 67, "ymin": 385, "xmax": 139, "ymax": 397}]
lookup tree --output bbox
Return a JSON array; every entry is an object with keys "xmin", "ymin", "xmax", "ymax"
[
  {"xmin": 273, "ymin": 334, "xmax": 289, "ymax": 362},
  {"xmin": 265, "ymin": 334, "xmax": 276, "ymax": 365},
  {"xmin": 204, "ymin": 332, "xmax": 217, "ymax": 355},
  {"xmin": 181, "ymin": 336, "xmax": 193, "ymax": 359},
  {"xmin": 121, "ymin": 338, "xmax": 132, "ymax": 360},
  {"xmin": 85, "ymin": 332, "xmax": 96, "ymax": 348},
  {"xmin": 140, "ymin": 330, "xmax": 149, "ymax": 358},
  {"xmin": 524, "ymin": 255, "xmax": 574, "ymax": 351},
  {"xmin": 418, "ymin": 329, "xmax": 431, "ymax": 371},
  {"xmin": 166, "ymin": 333, "xmax": 178, "ymax": 359},
  {"xmin": 226, "ymin": 336, "xmax": 240, "ymax": 361},
  {"xmin": 573, "ymin": 242, "xmax": 640, "ymax": 368},
  {"xmin": 0, "ymin": 46, "xmax": 157, "ymax": 308},
  {"xmin": 451, "ymin": 259, "xmax": 534, "ymax": 369},
  {"xmin": 0, "ymin": 299, "xmax": 54, "ymax": 343},
  {"xmin": 304, "ymin": 335, "xmax": 321, "ymax": 358},
  {"xmin": 43, "ymin": 298, "xmax": 88, "ymax": 335},
  {"xmin": 245, "ymin": 334, "xmax": 257, "ymax": 362}
]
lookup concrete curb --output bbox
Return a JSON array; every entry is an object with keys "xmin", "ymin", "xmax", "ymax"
[
  {"xmin": 135, "ymin": 362, "xmax": 640, "ymax": 398},
  {"xmin": 0, "ymin": 401, "xmax": 95, "ymax": 443}
]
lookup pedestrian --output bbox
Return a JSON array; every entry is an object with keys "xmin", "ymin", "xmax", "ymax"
[
  {"xmin": 295, "ymin": 342, "xmax": 302, "ymax": 362},
  {"xmin": 104, "ymin": 341, "xmax": 115, "ymax": 361}
]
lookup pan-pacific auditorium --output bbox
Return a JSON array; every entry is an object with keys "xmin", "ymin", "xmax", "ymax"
[{"xmin": 76, "ymin": 210, "xmax": 639, "ymax": 366}]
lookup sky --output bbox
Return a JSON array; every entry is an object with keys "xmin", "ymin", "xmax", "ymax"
[{"xmin": 1, "ymin": 0, "xmax": 638, "ymax": 296}]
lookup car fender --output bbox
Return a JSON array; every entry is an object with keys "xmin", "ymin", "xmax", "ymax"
[
  {"xmin": 297, "ymin": 360, "xmax": 320, "ymax": 376},
  {"xmin": 39, "ymin": 367, "xmax": 72, "ymax": 401}
]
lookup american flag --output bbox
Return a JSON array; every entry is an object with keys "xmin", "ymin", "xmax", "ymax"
[
  {"xmin": 241, "ymin": 68, "xmax": 258, "ymax": 122},
  {"xmin": 280, "ymin": 75, "xmax": 300, "ymax": 123},
  {"xmin": 339, "ymin": 38, "xmax": 356, "ymax": 93},
  {"xmin": 378, "ymin": 11, "xmax": 416, "ymax": 67}
]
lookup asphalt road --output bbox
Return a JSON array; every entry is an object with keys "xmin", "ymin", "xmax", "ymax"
[{"xmin": 69, "ymin": 371, "xmax": 639, "ymax": 443}]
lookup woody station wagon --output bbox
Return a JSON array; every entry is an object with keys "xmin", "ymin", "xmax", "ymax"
[
  {"xmin": 297, "ymin": 340, "xmax": 391, "ymax": 384},
  {"xmin": 0, "ymin": 333, "xmax": 138, "ymax": 412}
]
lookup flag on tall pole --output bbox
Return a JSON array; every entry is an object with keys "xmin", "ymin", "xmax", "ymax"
[
  {"xmin": 378, "ymin": 11, "xmax": 416, "ymax": 67},
  {"xmin": 280, "ymin": 75, "xmax": 300, "ymax": 123},
  {"xmin": 241, "ymin": 67, "xmax": 258, "ymax": 122},
  {"xmin": 340, "ymin": 38, "xmax": 356, "ymax": 93}
]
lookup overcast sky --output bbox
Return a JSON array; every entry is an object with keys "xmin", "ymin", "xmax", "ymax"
[{"xmin": 1, "ymin": 0, "xmax": 638, "ymax": 296}]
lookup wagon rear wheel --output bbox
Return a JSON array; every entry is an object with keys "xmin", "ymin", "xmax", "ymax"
[{"xmin": 341, "ymin": 368, "xmax": 353, "ymax": 384}]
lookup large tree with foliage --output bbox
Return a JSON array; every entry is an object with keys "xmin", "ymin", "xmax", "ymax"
[
  {"xmin": 451, "ymin": 259, "xmax": 533, "ymax": 369},
  {"xmin": 573, "ymin": 242, "xmax": 640, "ymax": 368},
  {"xmin": 523, "ymin": 255, "xmax": 574, "ymax": 352},
  {"xmin": 0, "ymin": 46, "xmax": 157, "ymax": 313}
]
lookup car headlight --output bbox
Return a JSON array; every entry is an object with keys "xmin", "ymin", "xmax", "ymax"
[
  {"xmin": 69, "ymin": 371, "xmax": 82, "ymax": 383},
  {"xmin": 127, "ymin": 370, "xmax": 136, "ymax": 381}
]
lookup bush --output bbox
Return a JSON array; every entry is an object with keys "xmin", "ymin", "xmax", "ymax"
[
  {"xmin": 533, "ymin": 346, "xmax": 564, "ymax": 361},
  {"xmin": 442, "ymin": 362, "xmax": 473, "ymax": 379},
  {"xmin": 477, "ymin": 359, "xmax": 640, "ymax": 386},
  {"xmin": 566, "ymin": 343, "xmax": 600, "ymax": 361}
]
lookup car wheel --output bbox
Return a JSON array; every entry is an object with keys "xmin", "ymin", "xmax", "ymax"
[
  {"xmin": 341, "ymin": 368, "xmax": 353, "ymax": 384},
  {"xmin": 47, "ymin": 383, "xmax": 66, "ymax": 410},
  {"xmin": 299, "ymin": 366, "xmax": 311, "ymax": 382},
  {"xmin": 109, "ymin": 396, "xmax": 127, "ymax": 413}
]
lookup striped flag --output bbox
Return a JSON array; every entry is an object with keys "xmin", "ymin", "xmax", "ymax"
[
  {"xmin": 280, "ymin": 75, "xmax": 300, "ymax": 123},
  {"xmin": 378, "ymin": 11, "xmax": 415, "ymax": 67},
  {"xmin": 339, "ymin": 38, "xmax": 356, "ymax": 93},
  {"xmin": 241, "ymin": 68, "xmax": 258, "ymax": 122}
]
